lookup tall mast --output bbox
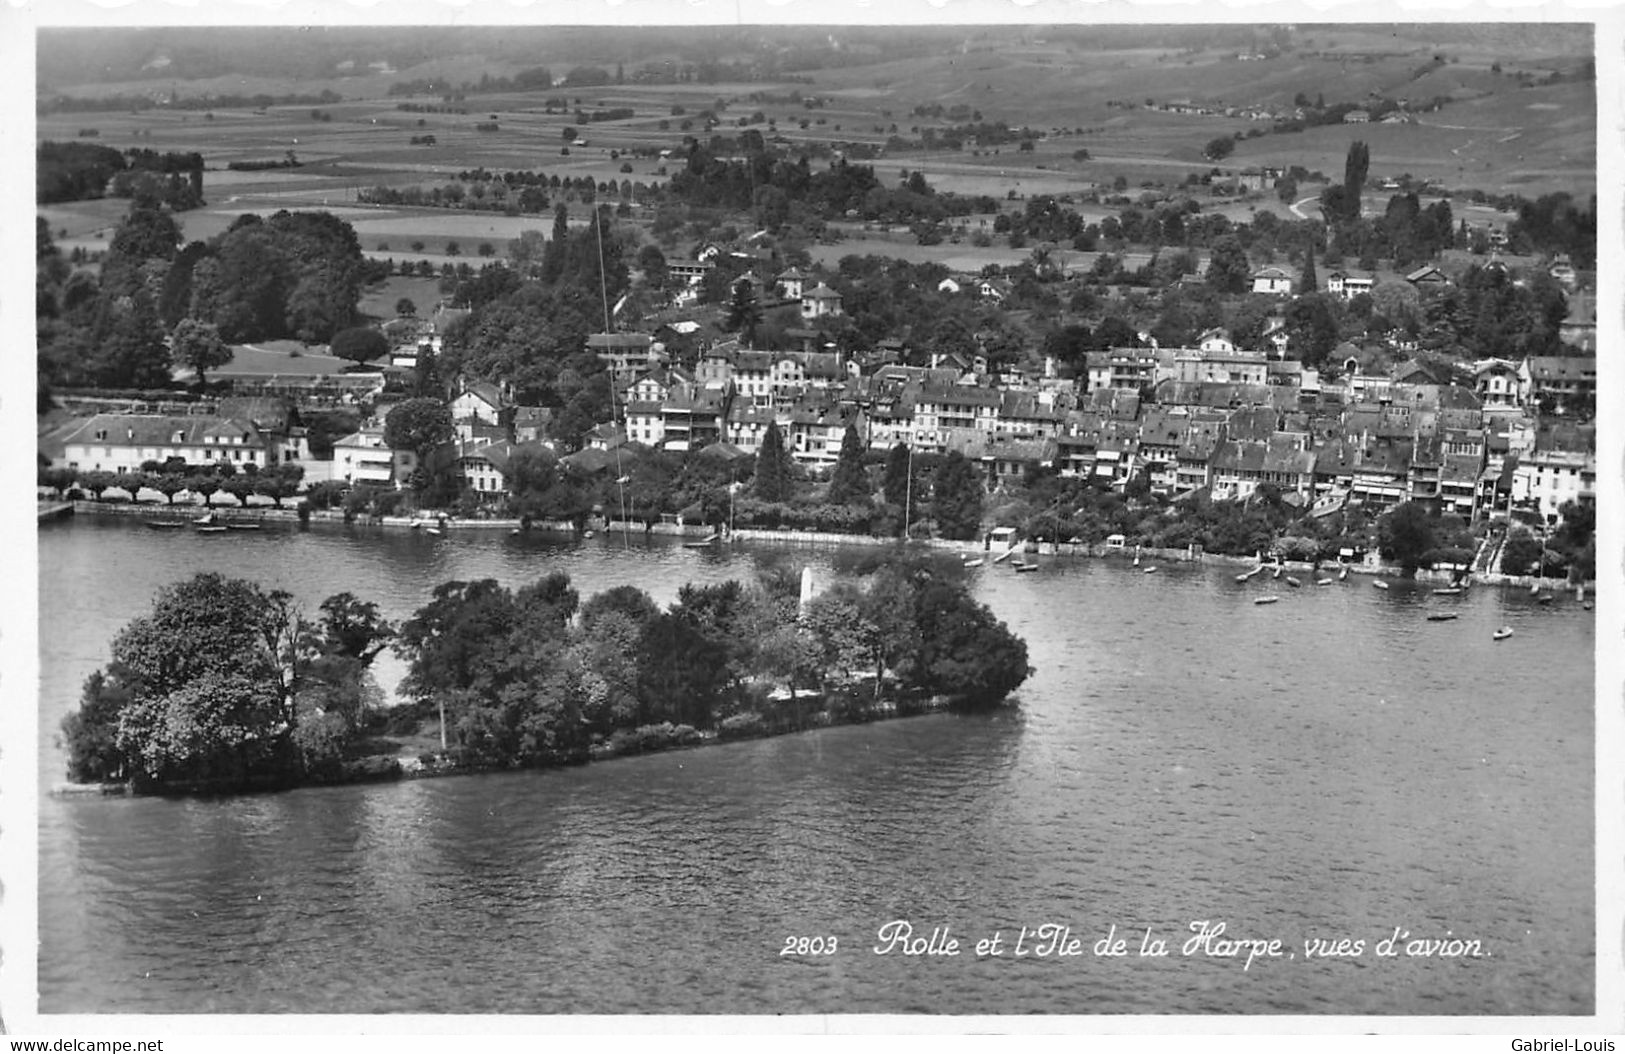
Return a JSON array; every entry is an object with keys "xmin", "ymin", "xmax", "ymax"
[{"xmin": 597, "ymin": 206, "xmax": 630, "ymax": 549}]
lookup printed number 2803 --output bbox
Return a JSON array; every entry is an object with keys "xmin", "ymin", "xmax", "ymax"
[{"xmin": 780, "ymin": 936, "xmax": 839, "ymax": 956}]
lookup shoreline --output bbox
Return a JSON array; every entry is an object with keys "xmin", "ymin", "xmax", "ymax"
[
  {"xmin": 51, "ymin": 497, "xmax": 1588, "ymax": 590},
  {"xmin": 49, "ymin": 691, "xmax": 964, "ymax": 799}
]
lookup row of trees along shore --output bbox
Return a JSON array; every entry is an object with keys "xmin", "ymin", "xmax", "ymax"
[{"xmin": 60, "ymin": 552, "xmax": 1030, "ymax": 792}]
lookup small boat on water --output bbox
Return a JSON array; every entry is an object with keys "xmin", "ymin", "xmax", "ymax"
[
  {"xmin": 196, "ymin": 525, "xmax": 228, "ymax": 534},
  {"xmin": 425, "ymin": 527, "xmax": 443, "ymax": 536},
  {"xmin": 1014, "ymin": 562, "xmax": 1038, "ymax": 573},
  {"xmin": 1426, "ymin": 613, "xmax": 1459, "ymax": 622},
  {"xmin": 1316, "ymin": 578, "xmax": 1333, "ymax": 586},
  {"xmin": 1284, "ymin": 576, "xmax": 1302, "ymax": 588},
  {"xmin": 226, "ymin": 522, "xmax": 262, "ymax": 531},
  {"xmin": 1254, "ymin": 596, "xmax": 1280, "ymax": 605},
  {"xmin": 963, "ymin": 558, "xmax": 984, "ymax": 568},
  {"xmin": 145, "ymin": 520, "xmax": 187, "ymax": 530},
  {"xmin": 683, "ymin": 534, "xmax": 719, "ymax": 549},
  {"xmin": 1235, "ymin": 572, "xmax": 1251, "ymax": 583},
  {"xmin": 1432, "ymin": 587, "xmax": 1464, "ymax": 596},
  {"xmin": 1493, "ymin": 627, "xmax": 1514, "ymax": 641},
  {"xmin": 1143, "ymin": 566, "xmax": 1158, "ymax": 574},
  {"xmin": 1537, "ymin": 594, "xmax": 1554, "ymax": 605},
  {"xmin": 194, "ymin": 512, "xmax": 217, "ymax": 526},
  {"xmin": 1373, "ymin": 580, "xmax": 1389, "ymax": 590}
]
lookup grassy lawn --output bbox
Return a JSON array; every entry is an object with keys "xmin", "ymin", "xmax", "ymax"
[{"xmin": 357, "ymin": 274, "xmax": 446, "ymax": 321}]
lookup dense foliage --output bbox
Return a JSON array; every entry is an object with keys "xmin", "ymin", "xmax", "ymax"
[
  {"xmin": 38, "ymin": 141, "xmax": 204, "ymax": 209},
  {"xmin": 37, "ymin": 202, "xmax": 370, "ymax": 395},
  {"xmin": 390, "ymin": 559, "xmax": 1031, "ymax": 768},
  {"xmin": 59, "ymin": 574, "xmax": 393, "ymax": 788}
]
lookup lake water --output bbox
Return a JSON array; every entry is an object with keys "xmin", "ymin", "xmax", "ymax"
[{"xmin": 35, "ymin": 517, "xmax": 1595, "ymax": 1015}]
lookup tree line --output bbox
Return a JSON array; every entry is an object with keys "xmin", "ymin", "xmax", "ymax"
[
  {"xmin": 38, "ymin": 141, "xmax": 205, "ymax": 208},
  {"xmin": 61, "ymin": 558, "xmax": 1030, "ymax": 789},
  {"xmin": 38, "ymin": 201, "xmax": 374, "ymax": 397}
]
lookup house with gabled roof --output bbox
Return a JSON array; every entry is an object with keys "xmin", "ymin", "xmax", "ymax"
[
  {"xmin": 800, "ymin": 282, "xmax": 844, "ymax": 320},
  {"xmin": 58, "ymin": 413, "xmax": 278, "ymax": 475},
  {"xmin": 775, "ymin": 267, "xmax": 809, "ymax": 301},
  {"xmin": 589, "ymin": 332, "xmax": 659, "ymax": 379},
  {"xmin": 1210, "ymin": 436, "xmax": 1316, "ymax": 501},
  {"xmin": 452, "ymin": 380, "xmax": 507, "ymax": 426},
  {"xmin": 955, "ymin": 432, "xmax": 1058, "ymax": 488},
  {"xmin": 455, "ymin": 439, "xmax": 554, "ymax": 499},
  {"xmin": 1251, "ymin": 266, "xmax": 1293, "ymax": 296},
  {"xmin": 1405, "ymin": 264, "xmax": 1450, "ymax": 289},
  {"xmin": 788, "ymin": 402, "xmax": 865, "ymax": 468},
  {"xmin": 1325, "ymin": 270, "xmax": 1374, "ymax": 301},
  {"xmin": 331, "ymin": 425, "xmax": 420, "ymax": 488}
]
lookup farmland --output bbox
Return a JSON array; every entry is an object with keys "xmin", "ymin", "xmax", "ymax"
[{"xmin": 37, "ymin": 23, "xmax": 1592, "ymax": 282}]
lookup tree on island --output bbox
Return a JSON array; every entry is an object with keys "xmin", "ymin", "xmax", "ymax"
[
  {"xmin": 908, "ymin": 579, "xmax": 1031, "ymax": 706},
  {"xmin": 60, "ymin": 574, "xmax": 308, "ymax": 786}
]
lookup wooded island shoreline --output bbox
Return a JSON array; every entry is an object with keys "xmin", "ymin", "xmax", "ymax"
[
  {"xmin": 51, "ymin": 688, "xmax": 974, "ymax": 799},
  {"xmin": 52, "ymin": 551, "xmax": 1032, "ymax": 800}
]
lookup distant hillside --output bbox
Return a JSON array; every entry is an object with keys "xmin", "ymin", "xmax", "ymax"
[{"xmin": 38, "ymin": 23, "xmax": 1591, "ymax": 96}]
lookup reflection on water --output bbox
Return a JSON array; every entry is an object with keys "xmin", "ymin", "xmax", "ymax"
[{"xmin": 38, "ymin": 519, "xmax": 1594, "ymax": 1014}]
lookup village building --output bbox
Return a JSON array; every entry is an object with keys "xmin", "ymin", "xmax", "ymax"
[{"xmin": 58, "ymin": 413, "xmax": 278, "ymax": 474}]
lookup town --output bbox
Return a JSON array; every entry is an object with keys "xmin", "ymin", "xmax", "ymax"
[{"xmin": 36, "ymin": 25, "xmax": 1597, "ymax": 584}]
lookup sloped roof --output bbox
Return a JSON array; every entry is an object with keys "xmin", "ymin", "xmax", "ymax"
[{"xmin": 61, "ymin": 413, "xmax": 264, "ymax": 449}]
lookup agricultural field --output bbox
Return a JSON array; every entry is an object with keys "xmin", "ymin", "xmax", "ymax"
[{"xmin": 38, "ymin": 23, "xmax": 1593, "ymax": 270}]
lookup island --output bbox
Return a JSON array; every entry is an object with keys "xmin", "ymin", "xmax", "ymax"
[{"xmin": 59, "ymin": 551, "xmax": 1031, "ymax": 795}]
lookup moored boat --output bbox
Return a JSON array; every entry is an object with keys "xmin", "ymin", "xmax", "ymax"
[
  {"xmin": 195, "ymin": 525, "xmax": 228, "ymax": 534},
  {"xmin": 1235, "ymin": 572, "xmax": 1251, "ymax": 583},
  {"xmin": 1284, "ymin": 576, "xmax": 1301, "ymax": 588},
  {"xmin": 1143, "ymin": 566, "xmax": 1157, "ymax": 574},
  {"xmin": 226, "ymin": 522, "xmax": 262, "ymax": 531},
  {"xmin": 145, "ymin": 520, "xmax": 187, "ymax": 530},
  {"xmin": 963, "ymin": 559, "xmax": 983, "ymax": 568},
  {"xmin": 1493, "ymin": 627, "xmax": 1514, "ymax": 641},
  {"xmin": 1426, "ymin": 613, "xmax": 1459, "ymax": 622},
  {"xmin": 1316, "ymin": 578, "xmax": 1333, "ymax": 586},
  {"xmin": 1254, "ymin": 596, "xmax": 1280, "ymax": 605},
  {"xmin": 1014, "ymin": 562, "xmax": 1038, "ymax": 573},
  {"xmin": 1373, "ymin": 580, "xmax": 1389, "ymax": 590},
  {"xmin": 1432, "ymin": 587, "xmax": 1464, "ymax": 596}
]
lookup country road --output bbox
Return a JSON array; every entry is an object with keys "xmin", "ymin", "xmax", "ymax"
[{"xmin": 1290, "ymin": 194, "xmax": 1321, "ymax": 221}]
